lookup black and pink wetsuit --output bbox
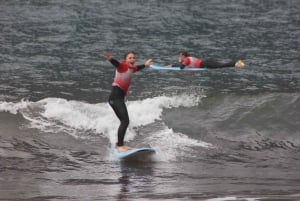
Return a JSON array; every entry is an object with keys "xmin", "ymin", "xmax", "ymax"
[
  {"xmin": 174, "ymin": 57, "xmax": 236, "ymax": 69},
  {"xmin": 108, "ymin": 58, "xmax": 145, "ymax": 147}
]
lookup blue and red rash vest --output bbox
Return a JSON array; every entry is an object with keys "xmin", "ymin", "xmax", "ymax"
[
  {"xmin": 182, "ymin": 57, "xmax": 202, "ymax": 68},
  {"xmin": 112, "ymin": 61, "xmax": 138, "ymax": 94}
]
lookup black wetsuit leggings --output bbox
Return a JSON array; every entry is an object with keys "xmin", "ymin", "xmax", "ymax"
[
  {"xmin": 108, "ymin": 86, "xmax": 129, "ymax": 147},
  {"xmin": 200, "ymin": 59, "xmax": 236, "ymax": 68}
]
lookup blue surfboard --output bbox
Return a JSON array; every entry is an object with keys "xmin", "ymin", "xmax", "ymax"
[
  {"xmin": 150, "ymin": 64, "xmax": 207, "ymax": 71},
  {"xmin": 114, "ymin": 147, "xmax": 155, "ymax": 160}
]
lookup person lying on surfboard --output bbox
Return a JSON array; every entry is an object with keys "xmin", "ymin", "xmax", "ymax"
[
  {"xmin": 103, "ymin": 51, "xmax": 152, "ymax": 152},
  {"xmin": 171, "ymin": 51, "xmax": 245, "ymax": 69}
]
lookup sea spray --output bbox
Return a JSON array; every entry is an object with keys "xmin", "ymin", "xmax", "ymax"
[{"xmin": 0, "ymin": 94, "xmax": 206, "ymax": 146}]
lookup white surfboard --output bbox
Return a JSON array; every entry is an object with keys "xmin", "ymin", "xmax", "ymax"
[
  {"xmin": 114, "ymin": 147, "xmax": 155, "ymax": 160},
  {"xmin": 150, "ymin": 64, "xmax": 207, "ymax": 71}
]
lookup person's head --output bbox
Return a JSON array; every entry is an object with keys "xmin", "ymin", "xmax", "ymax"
[
  {"xmin": 178, "ymin": 51, "xmax": 189, "ymax": 62},
  {"xmin": 124, "ymin": 51, "xmax": 136, "ymax": 66}
]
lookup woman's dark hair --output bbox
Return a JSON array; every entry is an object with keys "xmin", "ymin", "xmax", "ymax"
[
  {"xmin": 180, "ymin": 51, "xmax": 189, "ymax": 57},
  {"xmin": 124, "ymin": 51, "xmax": 136, "ymax": 59}
]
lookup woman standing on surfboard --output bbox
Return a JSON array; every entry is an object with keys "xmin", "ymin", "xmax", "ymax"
[
  {"xmin": 103, "ymin": 51, "xmax": 152, "ymax": 152},
  {"xmin": 172, "ymin": 51, "xmax": 245, "ymax": 69}
]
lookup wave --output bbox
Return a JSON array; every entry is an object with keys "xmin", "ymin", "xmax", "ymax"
[
  {"xmin": 0, "ymin": 94, "xmax": 212, "ymax": 160},
  {"xmin": 2, "ymin": 92, "xmax": 299, "ymax": 161}
]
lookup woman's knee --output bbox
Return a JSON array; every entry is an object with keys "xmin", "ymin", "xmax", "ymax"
[{"xmin": 121, "ymin": 118, "xmax": 129, "ymax": 127}]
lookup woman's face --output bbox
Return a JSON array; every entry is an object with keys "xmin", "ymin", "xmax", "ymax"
[
  {"xmin": 178, "ymin": 53, "xmax": 185, "ymax": 62},
  {"xmin": 125, "ymin": 53, "xmax": 136, "ymax": 66}
]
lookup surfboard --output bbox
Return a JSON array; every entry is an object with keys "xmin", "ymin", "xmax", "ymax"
[
  {"xmin": 114, "ymin": 147, "xmax": 155, "ymax": 160},
  {"xmin": 150, "ymin": 64, "xmax": 207, "ymax": 71}
]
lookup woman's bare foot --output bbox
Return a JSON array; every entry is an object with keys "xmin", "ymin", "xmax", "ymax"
[
  {"xmin": 116, "ymin": 146, "xmax": 132, "ymax": 152},
  {"xmin": 235, "ymin": 60, "xmax": 245, "ymax": 68}
]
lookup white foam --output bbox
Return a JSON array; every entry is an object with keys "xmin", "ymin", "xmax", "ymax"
[
  {"xmin": 146, "ymin": 127, "xmax": 213, "ymax": 161},
  {"xmin": 205, "ymin": 197, "xmax": 259, "ymax": 201},
  {"xmin": 0, "ymin": 94, "xmax": 212, "ymax": 158},
  {"xmin": 33, "ymin": 94, "xmax": 201, "ymax": 140},
  {"xmin": 0, "ymin": 99, "xmax": 31, "ymax": 115},
  {"xmin": 127, "ymin": 94, "xmax": 201, "ymax": 127},
  {"xmin": 37, "ymin": 97, "xmax": 118, "ymax": 142}
]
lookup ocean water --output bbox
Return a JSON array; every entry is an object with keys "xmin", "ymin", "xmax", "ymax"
[{"xmin": 0, "ymin": 0, "xmax": 300, "ymax": 200}]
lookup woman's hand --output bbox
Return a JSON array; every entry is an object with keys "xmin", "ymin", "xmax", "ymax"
[
  {"xmin": 144, "ymin": 59, "xmax": 152, "ymax": 67},
  {"xmin": 103, "ymin": 51, "xmax": 112, "ymax": 60}
]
